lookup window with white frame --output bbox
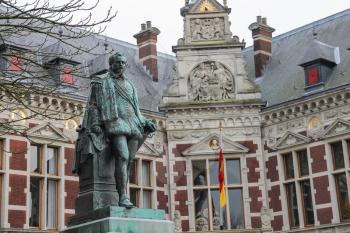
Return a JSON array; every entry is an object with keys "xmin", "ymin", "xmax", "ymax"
[
  {"xmin": 29, "ymin": 145, "xmax": 59, "ymax": 229},
  {"xmin": 330, "ymin": 140, "xmax": 350, "ymax": 221},
  {"xmin": 192, "ymin": 158, "xmax": 243, "ymax": 231},
  {"xmin": 128, "ymin": 158, "xmax": 154, "ymax": 208},
  {"xmin": 282, "ymin": 149, "xmax": 315, "ymax": 229}
]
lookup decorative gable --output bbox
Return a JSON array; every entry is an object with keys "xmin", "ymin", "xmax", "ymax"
[
  {"xmin": 138, "ymin": 141, "xmax": 160, "ymax": 157},
  {"xmin": 189, "ymin": 0, "xmax": 226, "ymax": 13},
  {"xmin": 322, "ymin": 118, "xmax": 350, "ymax": 139},
  {"xmin": 182, "ymin": 133, "xmax": 249, "ymax": 156},
  {"xmin": 27, "ymin": 122, "xmax": 69, "ymax": 142},
  {"xmin": 273, "ymin": 131, "xmax": 311, "ymax": 150}
]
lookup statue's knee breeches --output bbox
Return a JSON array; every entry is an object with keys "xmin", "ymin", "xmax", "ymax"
[{"xmin": 110, "ymin": 135, "xmax": 129, "ymax": 160}]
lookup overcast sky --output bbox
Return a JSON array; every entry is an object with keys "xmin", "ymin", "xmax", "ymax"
[{"xmin": 59, "ymin": 0, "xmax": 350, "ymax": 54}]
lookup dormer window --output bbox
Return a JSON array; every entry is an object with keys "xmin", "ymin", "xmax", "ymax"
[
  {"xmin": 306, "ymin": 67, "xmax": 319, "ymax": 86},
  {"xmin": 299, "ymin": 40, "xmax": 339, "ymax": 91},
  {"xmin": 42, "ymin": 41, "xmax": 80, "ymax": 85},
  {"xmin": 8, "ymin": 56, "xmax": 22, "ymax": 71},
  {"xmin": 62, "ymin": 67, "xmax": 74, "ymax": 84}
]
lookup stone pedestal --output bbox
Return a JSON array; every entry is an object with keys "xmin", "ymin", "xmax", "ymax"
[
  {"xmin": 65, "ymin": 206, "xmax": 174, "ymax": 233},
  {"xmin": 75, "ymin": 146, "xmax": 119, "ymax": 215}
]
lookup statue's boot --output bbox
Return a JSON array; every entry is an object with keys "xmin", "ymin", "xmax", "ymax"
[{"xmin": 119, "ymin": 195, "xmax": 134, "ymax": 209}]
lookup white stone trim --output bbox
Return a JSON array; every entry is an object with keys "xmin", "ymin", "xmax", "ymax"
[
  {"xmin": 8, "ymin": 205, "xmax": 27, "ymax": 211},
  {"xmin": 140, "ymin": 55, "xmax": 158, "ymax": 62},
  {"xmin": 253, "ymin": 50, "xmax": 272, "ymax": 56}
]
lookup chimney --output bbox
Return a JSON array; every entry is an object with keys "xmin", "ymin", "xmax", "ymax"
[
  {"xmin": 133, "ymin": 21, "xmax": 160, "ymax": 82},
  {"xmin": 248, "ymin": 16, "xmax": 275, "ymax": 78}
]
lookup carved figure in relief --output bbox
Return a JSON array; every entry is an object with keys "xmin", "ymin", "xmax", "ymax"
[
  {"xmin": 190, "ymin": 18, "xmax": 224, "ymax": 41},
  {"xmin": 174, "ymin": 210, "xmax": 182, "ymax": 232},
  {"xmin": 213, "ymin": 17, "xmax": 224, "ymax": 39},
  {"xmin": 192, "ymin": 19, "xmax": 202, "ymax": 41},
  {"xmin": 189, "ymin": 61, "xmax": 234, "ymax": 101}
]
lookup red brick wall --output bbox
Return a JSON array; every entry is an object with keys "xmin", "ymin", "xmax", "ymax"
[
  {"xmin": 251, "ymin": 217, "xmax": 262, "ymax": 228},
  {"xmin": 254, "ymin": 53, "xmax": 271, "ymax": 77},
  {"xmin": 156, "ymin": 161, "xmax": 167, "ymax": 187},
  {"xmin": 181, "ymin": 220, "xmax": 189, "ymax": 232},
  {"xmin": 9, "ymin": 174, "xmax": 26, "ymax": 205},
  {"xmin": 142, "ymin": 58, "xmax": 158, "ymax": 81},
  {"xmin": 254, "ymin": 40, "xmax": 272, "ymax": 52},
  {"xmin": 65, "ymin": 147, "xmax": 75, "ymax": 177},
  {"xmin": 310, "ymin": 145, "xmax": 327, "ymax": 173},
  {"xmin": 249, "ymin": 187, "xmax": 262, "ymax": 213},
  {"xmin": 9, "ymin": 139, "xmax": 27, "ymax": 171},
  {"xmin": 65, "ymin": 180, "xmax": 79, "ymax": 209},
  {"xmin": 238, "ymin": 140, "xmax": 258, "ymax": 153},
  {"xmin": 173, "ymin": 161, "xmax": 187, "ymax": 186},
  {"xmin": 139, "ymin": 44, "xmax": 157, "ymax": 59},
  {"xmin": 172, "ymin": 144, "xmax": 192, "ymax": 158},
  {"xmin": 266, "ymin": 155, "xmax": 279, "ymax": 182},
  {"xmin": 8, "ymin": 210, "xmax": 26, "ymax": 228},
  {"xmin": 252, "ymin": 28, "xmax": 273, "ymax": 37},
  {"xmin": 317, "ymin": 207, "xmax": 333, "ymax": 224},
  {"xmin": 157, "ymin": 191, "xmax": 169, "ymax": 213},
  {"xmin": 65, "ymin": 213, "xmax": 74, "ymax": 227},
  {"xmin": 313, "ymin": 176, "xmax": 331, "ymax": 204},
  {"xmin": 268, "ymin": 185, "xmax": 282, "ymax": 212},
  {"xmin": 175, "ymin": 190, "xmax": 188, "ymax": 216},
  {"xmin": 246, "ymin": 157, "xmax": 260, "ymax": 183},
  {"xmin": 271, "ymin": 215, "xmax": 283, "ymax": 231},
  {"xmin": 136, "ymin": 33, "xmax": 158, "ymax": 44}
]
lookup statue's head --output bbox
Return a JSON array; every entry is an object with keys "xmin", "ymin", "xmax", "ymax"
[{"xmin": 109, "ymin": 52, "xmax": 127, "ymax": 76}]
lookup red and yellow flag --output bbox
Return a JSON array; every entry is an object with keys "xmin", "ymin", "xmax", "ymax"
[{"xmin": 218, "ymin": 122, "xmax": 226, "ymax": 207}]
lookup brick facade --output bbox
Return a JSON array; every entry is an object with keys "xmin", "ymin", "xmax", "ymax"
[
  {"xmin": 317, "ymin": 207, "xmax": 333, "ymax": 224},
  {"xmin": 247, "ymin": 157, "xmax": 260, "ymax": 183},
  {"xmin": 9, "ymin": 174, "xmax": 26, "ymax": 206},
  {"xmin": 266, "ymin": 155, "xmax": 279, "ymax": 182},
  {"xmin": 310, "ymin": 145, "xmax": 327, "ymax": 173},
  {"xmin": 268, "ymin": 185, "xmax": 282, "ymax": 212},
  {"xmin": 249, "ymin": 187, "xmax": 262, "ymax": 213},
  {"xmin": 8, "ymin": 210, "xmax": 26, "ymax": 228},
  {"xmin": 9, "ymin": 139, "xmax": 27, "ymax": 171},
  {"xmin": 65, "ymin": 180, "xmax": 79, "ymax": 210},
  {"xmin": 65, "ymin": 147, "xmax": 76, "ymax": 176},
  {"xmin": 313, "ymin": 176, "xmax": 331, "ymax": 204}
]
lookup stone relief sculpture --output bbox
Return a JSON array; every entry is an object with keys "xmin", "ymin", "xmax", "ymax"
[
  {"xmin": 190, "ymin": 17, "xmax": 224, "ymax": 41},
  {"xmin": 189, "ymin": 61, "xmax": 234, "ymax": 101},
  {"xmin": 174, "ymin": 210, "xmax": 182, "ymax": 232}
]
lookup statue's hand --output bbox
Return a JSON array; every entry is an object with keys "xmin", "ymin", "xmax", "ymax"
[
  {"xmin": 144, "ymin": 119, "xmax": 156, "ymax": 134},
  {"xmin": 91, "ymin": 125, "xmax": 102, "ymax": 134}
]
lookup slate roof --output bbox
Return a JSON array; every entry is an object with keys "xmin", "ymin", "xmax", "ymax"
[
  {"xmin": 0, "ymin": 11, "xmax": 176, "ymax": 112},
  {"xmin": 243, "ymin": 8, "xmax": 350, "ymax": 108}
]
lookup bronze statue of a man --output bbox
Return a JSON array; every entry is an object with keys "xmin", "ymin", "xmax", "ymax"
[{"xmin": 73, "ymin": 52, "xmax": 155, "ymax": 208}]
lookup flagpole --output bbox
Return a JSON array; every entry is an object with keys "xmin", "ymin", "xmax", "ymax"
[{"xmin": 219, "ymin": 121, "xmax": 224, "ymax": 229}]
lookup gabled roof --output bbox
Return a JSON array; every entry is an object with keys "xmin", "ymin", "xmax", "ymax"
[{"xmin": 243, "ymin": 8, "xmax": 350, "ymax": 108}]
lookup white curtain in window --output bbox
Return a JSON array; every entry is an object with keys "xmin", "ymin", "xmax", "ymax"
[
  {"xmin": 142, "ymin": 161, "xmax": 150, "ymax": 186},
  {"xmin": 47, "ymin": 180, "xmax": 57, "ymax": 228},
  {"xmin": 47, "ymin": 148, "xmax": 57, "ymax": 174},
  {"xmin": 142, "ymin": 190, "xmax": 152, "ymax": 209}
]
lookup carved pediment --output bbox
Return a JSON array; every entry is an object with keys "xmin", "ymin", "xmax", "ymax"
[
  {"xmin": 322, "ymin": 118, "xmax": 350, "ymax": 139},
  {"xmin": 273, "ymin": 131, "xmax": 311, "ymax": 150},
  {"xmin": 182, "ymin": 133, "xmax": 248, "ymax": 156},
  {"xmin": 138, "ymin": 141, "xmax": 160, "ymax": 157},
  {"xmin": 27, "ymin": 122, "xmax": 69, "ymax": 142},
  {"xmin": 189, "ymin": 0, "xmax": 226, "ymax": 14}
]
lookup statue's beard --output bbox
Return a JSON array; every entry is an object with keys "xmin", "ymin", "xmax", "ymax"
[{"xmin": 111, "ymin": 66, "xmax": 126, "ymax": 77}]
